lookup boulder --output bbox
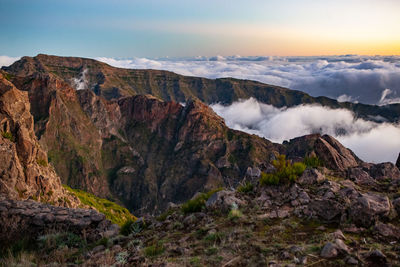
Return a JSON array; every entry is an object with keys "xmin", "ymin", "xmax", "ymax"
[
  {"xmin": 365, "ymin": 250, "xmax": 387, "ymax": 264},
  {"xmin": 297, "ymin": 168, "xmax": 325, "ymax": 185},
  {"xmin": 205, "ymin": 190, "xmax": 245, "ymax": 212},
  {"xmin": 308, "ymin": 199, "xmax": 343, "ymax": 221},
  {"xmin": 369, "ymin": 162, "xmax": 400, "ymax": 181},
  {"xmin": 374, "ymin": 223, "xmax": 400, "ymax": 241},
  {"xmin": 347, "ymin": 167, "xmax": 376, "ymax": 186},
  {"xmin": 348, "ymin": 192, "xmax": 391, "ymax": 227},
  {"xmin": 320, "ymin": 242, "xmax": 338, "ymax": 258}
]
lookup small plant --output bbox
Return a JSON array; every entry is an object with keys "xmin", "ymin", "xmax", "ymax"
[
  {"xmin": 204, "ymin": 232, "xmax": 223, "ymax": 243},
  {"xmin": 156, "ymin": 209, "xmax": 174, "ymax": 222},
  {"xmin": 304, "ymin": 155, "xmax": 322, "ymax": 168},
  {"xmin": 143, "ymin": 242, "xmax": 164, "ymax": 257},
  {"xmin": 120, "ymin": 219, "xmax": 142, "ymax": 236},
  {"xmin": 95, "ymin": 237, "xmax": 109, "ymax": 247},
  {"xmin": 228, "ymin": 203, "xmax": 242, "ymax": 220},
  {"xmin": 1, "ymin": 131, "xmax": 15, "ymax": 142},
  {"xmin": 190, "ymin": 256, "xmax": 201, "ymax": 266},
  {"xmin": 181, "ymin": 188, "xmax": 222, "ymax": 214},
  {"xmin": 205, "ymin": 246, "xmax": 218, "ymax": 255},
  {"xmin": 37, "ymin": 232, "xmax": 86, "ymax": 251},
  {"xmin": 36, "ymin": 158, "xmax": 48, "ymax": 167},
  {"xmin": 115, "ymin": 251, "xmax": 129, "ymax": 265},
  {"xmin": 237, "ymin": 181, "xmax": 254, "ymax": 194},
  {"xmin": 260, "ymin": 155, "xmax": 306, "ymax": 186}
]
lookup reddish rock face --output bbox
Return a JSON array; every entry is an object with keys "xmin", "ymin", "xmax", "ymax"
[
  {"xmin": 285, "ymin": 134, "xmax": 360, "ymax": 172},
  {"xmin": 0, "ymin": 73, "xmax": 79, "ymax": 207}
]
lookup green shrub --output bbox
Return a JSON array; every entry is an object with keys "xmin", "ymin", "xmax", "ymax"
[
  {"xmin": 237, "ymin": 181, "xmax": 254, "ymax": 194},
  {"xmin": 181, "ymin": 188, "xmax": 222, "ymax": 214},
  {"xmin": 143, "ymin": 242, "xmax": 164, "ymax": 257},
  {"xmin": 260, "ymin": 155, "xmax": 306, "ymax": 186},
  {"xmin": 203, "ymin": 232, "xmax": 223, "ymax": 243},
  {"xmin": 120, "ymin": 219, "xmax": 143, "ymax": 236},
  {"xmin": 1, "ymin": 131, "xmax": 15, "ymax": 142},
  {"xmin": 304, "ymin": 156, "xmax": 322, "ymax": 168},
  {"xmin": 63, "ymin": 185, "xmax": 136, "ymax": 226},
  {"xmin": 37, "ymin": 232, "xmax": 85, "ymax": 252},
  {"xmin": 156, "ymin": 209, "xmax": 174, "ymax": 222},
  {"xmin": 228, "ymin": 203, "xmax": 242, "ymax": 220},
  {"xmin": 36, "ymin": 158, "xmax": 48, "ymax": 167}
]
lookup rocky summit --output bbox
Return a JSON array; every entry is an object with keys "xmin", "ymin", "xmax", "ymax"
[{"xmin": 0, "ymin": 55, "xmax": 400, "ymax": 266}]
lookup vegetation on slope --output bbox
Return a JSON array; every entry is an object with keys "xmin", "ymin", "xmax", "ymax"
[
  {"xmin": 63, "ymin": 185, "xmax": 136, "ymax": 226},
  {"xmin": 260, "ymin": 155, "xmax": 306, "ymax": 185}
]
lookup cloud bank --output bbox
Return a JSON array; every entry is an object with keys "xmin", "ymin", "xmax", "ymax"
[
  {"xmin": 0, "ymin": 56, "xmax": 20, "ymax": 68},
  {"xmin": 210, "ymin": 98, "xmax": 400, "ymax": 163},
  {"xmin": 97, "ymin": 55, "xmax": 400, "ymax": 105}
]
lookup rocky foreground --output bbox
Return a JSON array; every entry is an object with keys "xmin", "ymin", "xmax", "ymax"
[
  {"xmin": 1, "ymin": 55, "xmax": 400, "ymax": 266},
  {"xmin": 80, "ymin": 165, "xmax": 400, "ymax": 267},
  {"xmin": 3, "ymin": 164, "xmax": 399, "ymax": 266}
]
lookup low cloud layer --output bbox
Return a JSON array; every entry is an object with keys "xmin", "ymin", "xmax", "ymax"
[
  {"xmin": 211, "ymin": 98, "xmax": 400, "ymax": 163},
  {"xmin": 0, "ymin": 56, "xmax": 20, "ymax": 68},
  {"xmin": 97, "ymin": 55, "xmax": 400, "ymax": 105}
]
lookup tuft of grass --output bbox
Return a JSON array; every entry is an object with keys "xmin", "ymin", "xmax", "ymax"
[
  {"xmin": 304, "ymin": 156, "xmax": 322, "ymax": 168},
  {"xmin": 260, "ymin": 155, "xmax": 306, "ymax": 186},
  {"xmin": 181, "ymin": 188, "xmax": 222, "ymax": 214},
  {"xmin": 237, "ymin": 181, "xmax": 253, "ymax": 194},
  {"xmin": 37, "ymin": 232, "xmax": 86, "ymax": 252},
  {"xmin": 1, "ymin": 131, "xmax": 15, "ymax": 142},
  {"xmin": 228, "ymin": 208, "xmax": 243, "ymax": 221},
  {"xmin": 143, "ymin": 242, "xmax": 164, "ymax": 257},
  {"xmin": 63, "ymin": 185, "xmax": 136, "ymax": 226},
  {"xmin": 156, "ymin": 209, "xmax": 174, "ymax": 222},
  {"xmin": 120, "ymin": 219, "xmax": 144, "ymax": 236}
]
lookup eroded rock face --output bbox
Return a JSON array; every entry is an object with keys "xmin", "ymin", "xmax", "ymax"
[
  {"xmin": 0, "ymin": 73, "xmax": 79, "ymax": 207},
  {"xmin": 285, "ymin": 134, "xmax": 360, "ymax": 172},
  {"xmin": 0, "ymin": 198, "xmax": 118, "ymax": 247}
]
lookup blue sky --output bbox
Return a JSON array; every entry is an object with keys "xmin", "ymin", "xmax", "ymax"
[{"xmin": 1, "ymin": 0, "xmax": 399, "ymax": 57}]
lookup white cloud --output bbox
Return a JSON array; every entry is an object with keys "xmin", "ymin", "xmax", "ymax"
[
  {"xmin": 337, "ymin": 94, "xmax": 357, "ymax": 103},
  {"xmin": 0, "ymin": 56, "xmax": 20, "ymax": 68},
  {"xmin": 96, "ymin": 55, "xmax": 400, "ymax": 105},
  {"xmin": 211, "ymin": 98, "xmax": 400, "ymax": 163},
  {"xmin": 72, "ymin": 69, "xmax": 88, "ymax": 90},
  {"xmin": 378, "ymin": 88, "xmax": 400, "ymax": 105}
]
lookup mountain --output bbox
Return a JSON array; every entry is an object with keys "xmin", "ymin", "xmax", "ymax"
[
  {"xmin": 1, "ymin": 54, "xmax": 399, "ymax": 215},
  {"xmin": 4, "ymin": 54, "xmax": 400, "ymax": 122},
  {"xmin": 1, "ymin": 54, "xmax": 400, "ymax": 266}
]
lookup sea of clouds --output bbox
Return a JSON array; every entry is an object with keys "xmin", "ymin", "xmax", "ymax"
[
  {"xmin": 1, "ymin": 55, "xmax": 400, "ymax": 163},
  {"xmin": 95, "ymin": 55, "xmax": 400, "ymax": 105},
  {"xmin": 211, "ymin": 98, "xmax": 400, "ymax": 163}
]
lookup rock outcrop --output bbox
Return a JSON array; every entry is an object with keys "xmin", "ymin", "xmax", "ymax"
[
  {"xmin": 285, "ymin": 134, "xmax": 360, "ymax": 172},
  {"xmin": 0, "ymin": 73, "xmax": 79, "ymax": 207},
  {"xmin": 0, "ymin": 197, "xmax": 118, "ymax": 247}
]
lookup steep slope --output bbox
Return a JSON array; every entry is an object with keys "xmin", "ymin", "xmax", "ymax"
[
  {"xmin": 3, "ymin": 54, "xmax": 400, "ymax": 123},
  {"xmin": 1, "ymin": 68, "xmax": 284, "ymax": 214},
  {"xmin": 0, "ymin": 72, "xmax": 79, "ymax": 207}
]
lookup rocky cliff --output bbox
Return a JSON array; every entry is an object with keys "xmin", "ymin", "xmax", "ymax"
[{"xmin": 0, "ymin": 72, "xmax": 79, "ymax": 207}]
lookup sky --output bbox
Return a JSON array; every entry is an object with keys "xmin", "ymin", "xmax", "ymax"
[{"xmin": 0, "ymin": 0, "xmax": 399, "ymax": 57}]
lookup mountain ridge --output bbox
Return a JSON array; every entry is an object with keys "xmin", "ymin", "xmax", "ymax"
[{"xmin": 3, "ymin": 54, "xmax": 400, "ymax": 123}]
